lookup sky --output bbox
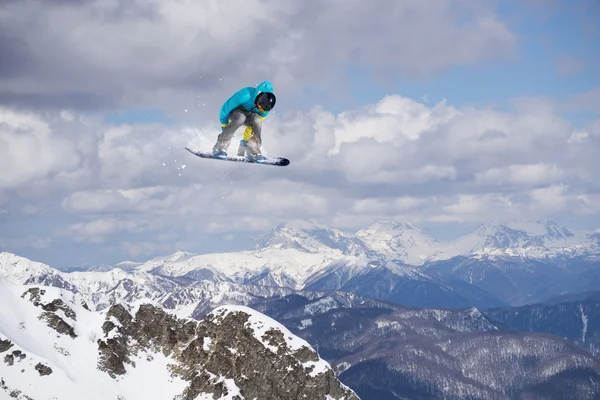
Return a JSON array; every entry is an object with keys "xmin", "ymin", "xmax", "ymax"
[{"xmin": 1, "ymin": 0, "xmax": 599, "ymax": 269}]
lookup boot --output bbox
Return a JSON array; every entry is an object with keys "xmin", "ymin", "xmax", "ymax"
[{"xmin": 237, "ymin": 140, "xmax": 247, "ymax": 156}]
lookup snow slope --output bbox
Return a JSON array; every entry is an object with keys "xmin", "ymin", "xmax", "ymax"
[
  {"xmin": 0, "ymin": 277, "xmax": 189, "ymax": 400},
  {"xmin": 0, "ymin": 277, "xmax": 357, "ymax": 400}
]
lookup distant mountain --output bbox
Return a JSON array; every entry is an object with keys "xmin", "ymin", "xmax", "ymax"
[
  {"xmin": 543, "ymin": 289, "xmax": 600, "ymax": 305},
  {"xmin": 0, "ymin": 277, "xmax": 357, "ymax": 400},
  {"xmin": 249, "ymin": 293, "xmax": 600, "ymax": 400},
  {"xmin": 258, "ymin": 221, "xmax": 375, "ymax": 257},
  {"xmin": 0, "ymin": 250, "xmax": 504, "ymax": 321},
  {"xmin": 1, "ymin": 219, "xmax": 599, "ymax": 314},
  {"xmin": 485, "ymin": 297, "xmax": 600, "ymax": 357},
  {"xmin": 355, "ymin": 221, "xmax": 440, "ymax": 265},
  {"xmin": 304, "ymin": 259, "xmax": 504, "ymax": 309},
  {"xmin": 430, "ymin": 220, "xmax": 596, "ymax": 260},
  {"xmin": 426, "ymin": 254, "xmax": 600, "ymax": 306}
]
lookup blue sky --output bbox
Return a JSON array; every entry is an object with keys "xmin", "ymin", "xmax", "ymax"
[
  {"xmin": 344, "ymin": 1, "xmax": 599, "ymax": 121},
  {"xmin": 1, "ymin": 0, "xmax": 599, "ymax": 269}
]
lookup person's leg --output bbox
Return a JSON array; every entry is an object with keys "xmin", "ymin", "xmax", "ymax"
[
  {"xmin": 244, "ymin": 113, "xmax": 263, "ymax": 156},
  {"xmin": 213, "ymin": 108, "xmax": 246, "ymax": 154},
  {"xmin": 236, "ymin": 113, "xmax": 263, "ymax": 156},
  {"xmin": 237, "ymin": 126, "xmax": 252, "ymax": 156}
]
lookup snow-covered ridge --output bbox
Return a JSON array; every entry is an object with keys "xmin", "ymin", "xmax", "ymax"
[
  {"xmin": 0, "ymin": 277, "xmax": 358, "ymax": 400},
  {"xmin": 0, "ymin": 277, "xmax": 188, "ymax": 400},
  {"xmin": 254, "ymin": 219, "xmax": 599, "ymax": 265},
  {"xmin": 431, "ymin": 220, "xmax": 598, "ymax": 261},
  {"xmin": 0, "ymin": 219, "xmax": 598, "ymax": 316}
]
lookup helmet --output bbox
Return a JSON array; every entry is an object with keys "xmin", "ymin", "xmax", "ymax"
[{"xmin": 255, "ymin": 92, "xmax": 276, "ymax": 112}]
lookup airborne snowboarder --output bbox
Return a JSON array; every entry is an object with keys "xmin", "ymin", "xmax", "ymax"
[{"xmin": 211, "ymin": 80, "xmax": 276, "ymax": 162}]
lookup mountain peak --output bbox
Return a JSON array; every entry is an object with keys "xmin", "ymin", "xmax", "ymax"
[
  {"xmin": 433, "ymin": 219, "xmax": 587, "ymax": 260},
  {"xmin": 477, "ymin": 219, "xmax": 574, "ymax": 238},
  {"xmin": 361, "ymin": 220, "xmax": 422, "ymax": 233},
  {"xmin": 256, "ymin": 221, "xmax": 367, "ymax": 256},
  {"xmin": 355, "ymin": 221, "xmax": 439, "ymax": 265},
  {"xmin": 0, "ymin": 279, "xmax": 359, "ymax": 400}
]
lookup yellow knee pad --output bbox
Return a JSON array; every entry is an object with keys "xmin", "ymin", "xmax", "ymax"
[{"xmin": 242, "ymin": 126, "xmax": 253, "ymax": 141}]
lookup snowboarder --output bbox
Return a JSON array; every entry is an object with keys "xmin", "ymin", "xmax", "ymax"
[{"xmin": 212, "ymin": 80, "xmax": 276, "ymax": 161}]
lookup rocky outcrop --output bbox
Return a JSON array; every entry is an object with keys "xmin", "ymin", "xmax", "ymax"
[
  {"xmin": 0, "ymin": 377, "xmax": 34, "ymax": 400},
  {"xmin": 4, "ymin": 350, "xmax": 26, "ymax": 366},
  {"xmin": 0, "ymin": 277, "xmax": 357, "ymax": 399},
  {"xmin": 34, "ymin": 362, "xmax": 53, "ymax": 376},
  {"xmin": 21, "ymin": 287, "xmax": 77, "ymax": 338},
  {"xmin": 97, "ymin": 303, "xmax": 359, "ymax": 400},
  {"xmin": 0, "ymin": 338, "xmax": 13, "ymax": 353}
]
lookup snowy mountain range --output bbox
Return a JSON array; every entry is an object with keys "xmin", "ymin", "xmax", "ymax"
[
  {"xmin": 2, "ymin": 219, "xmax": 600, "ymax": 399},
  {"xmin": 0, "ymin": 277, "xmax": 357, "ymax": 400},
  {"xmin": 1, "ymin": 219, "xmax": 599, "ymax": 312},
  {"xmin": 486, "ymin": 291, "xmax": 600, "ymax": 358},
  {"xmin": 433, "ymin": 220, "xmax": 599, "ymax": 260},
  {"xmin": 251, "ymin": 291, "xmax": 600, "ymax": 400}
]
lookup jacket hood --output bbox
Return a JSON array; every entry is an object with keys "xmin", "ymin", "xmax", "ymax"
[{"xmin": 255, "ymin": 81, "xmax": 273, "ymax": 97}]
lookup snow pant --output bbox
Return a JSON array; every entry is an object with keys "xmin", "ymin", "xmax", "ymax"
[{"xmin": 213, "ymin": 108, "xmax": 262, "ymax": 156}]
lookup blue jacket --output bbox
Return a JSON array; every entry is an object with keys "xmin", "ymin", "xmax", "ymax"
[{"xmin": 219, "ymin": 81, "xmax": 274, "ymax": 126}]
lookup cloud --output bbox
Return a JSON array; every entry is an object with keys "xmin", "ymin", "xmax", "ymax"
[
  {"xmin": 474, "ymin": 164, "xmax": 565, "ymax": 186},
  {"xmin": 568, "ymin": 130, "xmax": 590, "ymax": 144},
  {"xmin": 3, "ymin": 89, "xmax": 599, "ymax": 219},
  {"xmin": 441, "ymin": 194, "xmax": 513, "ymax": 218},
  {"xmin": 529, "ymin": 185, "xmax": 568, "ymax": 212},
  {"xmin": 1, "ymin": 86, "xmax": 599, "ymax": 265},
  {"xmin": 576, "ymin": 194, "xmax": 600, "ymax": 215},
  {"xmin": 351, "ymin": 197, "xmax": 430, "ymax": 216},
  {"xmin": 0, "ymin": 0, "xmax": 516, "ymax": 115},
  {"xmin": 60, "ymin": 217, "xmax": 162, "ymax": 244},
  {"xmin": 0, "ymin": 107, "xmax": 82, "ymax": 189}
]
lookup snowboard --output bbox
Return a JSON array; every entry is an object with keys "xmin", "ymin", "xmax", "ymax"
[{"xmin": 185, "ymin": 147, "xmax": 290, "ymax": 166}]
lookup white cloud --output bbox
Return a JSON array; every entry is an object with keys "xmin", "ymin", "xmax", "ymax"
[
  {"xmin": 0, "ymin": 0, "xmax": 516, "ymax": 115},
  {"xmin": 1, "ymin": 89, "xmax": 599, "ymax": 264},
  {"xmin": 0, "ymin": 107, "xmax": 81, "ymax": 189},
  {"xmin": 121, "ymin": 240, "xmax": 176, "ymax": 259},
  {"xmin": 576, "ymin": 194, "xmax": 600, "ymax": 215},
  {"xmin": 352, "ymin": 197, "xmax": 428, "ymax": 214},
  {"xmin": 441, "ymin": 194, "xmax": 513, "ymax": 217},
  {"xmin": 60, "ymin": 217, "xmax": 162, "ymax": 244},
  {"xmin": 328, "ymin": 95, "xmax": 461, "ymax": 155},
  {"xmin": 568, "ymin": 130, "xmax": 590, "ymax": 144},
  {"xmin": 62, "ymin": 186, "xmax": 187, "ymax": 214},
  {"xmin": 529, "ymin": 185, "xmax": 568, "ymax": 212},
  {"xmin": 475, "ymin": 164, "xmax": 565, "ymax": 186}
]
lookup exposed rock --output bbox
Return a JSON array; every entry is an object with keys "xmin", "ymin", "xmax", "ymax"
[
  {"xmin": 4, "ymin": 350, "xmax": 26, "ymax": 366},
  {"xmin": 21, "ymin": 287, "xmax": 78, "ymax": 338},
  {"xmin": 21, "ymin": 287, "xmax": 45, "ymax": 306},
  {"xmin": 41, "ymin": 298, "xmax": 77, "ymax": 320},
  {"xmin": 0, "ymin": 338, "xmax": 13, "ymax": 353},
  {"xmin": 0, "ymin": 376, "xmax": 35, "ymax": 400},
  {"xmin": 105, "ymin": 303, "xmax": 133, "ymax": 327},
  {"xmin": 96, "ymin": 303, "xmax": 358, "ymax": 399},
  {"xmin": 35, "ymin": 362, "xmax": 53, "ymax": 376},
  {"xmin": 12, "ymin": 350, "xmax": 25, "ymax": 360},
  {"xmin": 97, "ymin": 331, "xmax": 131, "ymax": 378},
  {"xmin": 40, "ymin": 312, "xmax": 77, "ymax": 338},
  {"xmin": 4, "ymin": 354, "xmax": 14, "ymax": 366}
]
